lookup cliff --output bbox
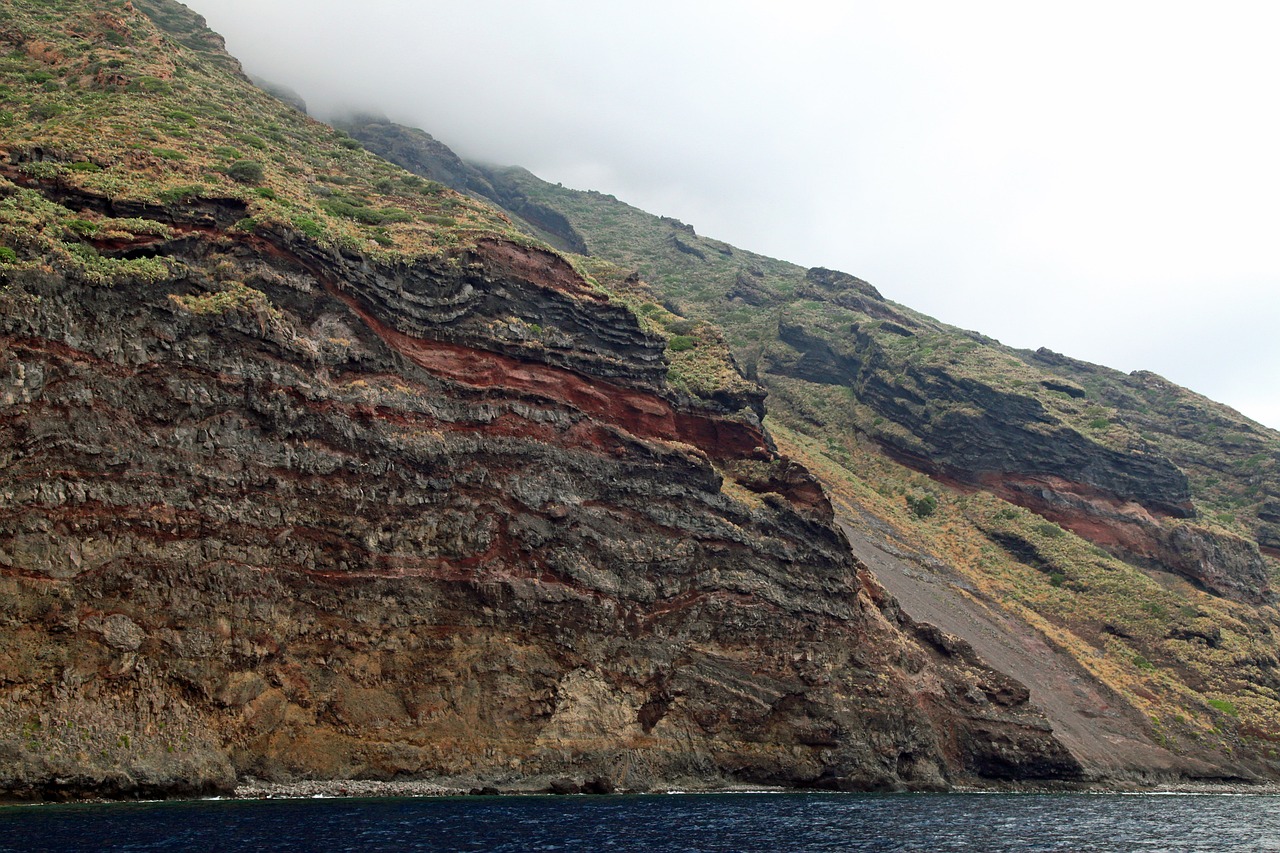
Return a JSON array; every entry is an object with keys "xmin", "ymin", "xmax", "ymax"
[
  {"xmin": 344, "ymin": 126, "xmax": 1280, "ymax": 782},
  {"xmin": 0, "ymin": 0, "xmax": 1081, "ymax": 799}
]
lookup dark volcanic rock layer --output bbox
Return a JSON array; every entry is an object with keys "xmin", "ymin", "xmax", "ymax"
[
  {"xmin": 0, "ymin": 179, "xmax": 1080, "ymax": 799},
  {"xmin": 771, "ymin": 315, "xmax": 1194, "ymax": 520},
  {"xmin": 768, "ymin": 304, "xmax": 1272, "ymax": 604}
]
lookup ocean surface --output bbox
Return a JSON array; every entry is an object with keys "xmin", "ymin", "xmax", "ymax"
[{"xmin": 2, "ymin": 791, "xmax": 1278, "ymax": 852}]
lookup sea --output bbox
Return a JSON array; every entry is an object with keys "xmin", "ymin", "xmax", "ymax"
[{"xmin": 2, "ymin": 791, "xmax": 1278, "ymax": 852}]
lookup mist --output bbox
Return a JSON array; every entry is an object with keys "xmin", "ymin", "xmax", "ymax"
[{"xmin": 186, "ymin": 0, "xmax": 1280, "ymax": 429}]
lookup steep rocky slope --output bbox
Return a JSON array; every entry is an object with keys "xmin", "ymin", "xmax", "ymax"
[
  {"xmin": 0, "ymin": 0, "xmax": 1084, "ymax": 799},
  {"xmin": 342, "ymin": 118, "xmax": 1280, "ymax": 781}
]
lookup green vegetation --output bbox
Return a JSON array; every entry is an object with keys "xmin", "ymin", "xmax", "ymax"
[
  {"xmin": 1035, "ymin": 522, "xmax": 1066, "ymax": 539},
  {"xmin": 224, "ymin": 158, "xmax": 264, "ymax": 184},
  {"xmin": 668, "ymin": 334, "xmax": 696, "ymax": 352},
  {"xmin": 0, "ymin": 180, "xmax": 176, "ymax": 286},
  {"xmin": 169, "ymin": 280, "xmax": 278, "ymax": 320},
  {"xmin": 0, "ymin": 0, "xmax": 529, "ymax": 266},
  {"xmin": 906, "ymin": 493, "xmax": 938, "ymax": 519}
]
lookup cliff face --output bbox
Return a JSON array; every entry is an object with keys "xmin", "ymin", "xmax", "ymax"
[
  {"xmin": 355, "ymin": 129, "xmax": 1266, "ymax": 606},
  {"xmin": 370, "ymin": 142, "xmax": 1280, "ymax": 780},
  {"xmin": 9, "ymin": 0, "xmax": 1280, "ymax": 800},
  {"xmin": 0, "ymin": 4, "xmax": 1082, "ymax": 795}
]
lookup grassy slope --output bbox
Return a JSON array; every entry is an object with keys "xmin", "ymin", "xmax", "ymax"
[
  {"xmin": 0, "ymin": 0, "xmax": 763, "ymax": 413},
  {"xmin": 0, "ymin": 1, "xmax": 529, "ymax": 258},
  {"xmin": 1024, "ymin": 349, "xmax": 1280, "ymax": 534},
  {"xmin": 469, "ymin": 166, "xmax": 1280, "ymax": 771}
]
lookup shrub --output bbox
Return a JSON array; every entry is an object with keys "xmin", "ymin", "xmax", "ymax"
[
  {"xmin": 127, "ymin": 76, "xmax": 171, "ymax": 94},
  {"xmin": 0, "ymin": 247, "xmax": 17, "ymax": 263},
  {"xmin": 1207, "ymin": 698, "xmax": 1239, "ymax": 717},
  {"xmin": 1035, "ymin": 521, "xmax": 1065, "ymax": 538},
  {"xmin": 170, "ymin": 281, "xmax": 275, "ymax": 318},
  {"xmin": 65, "ymin": 218, "xmax": 99, "ymax": 237},
  {"xmin": 906, "ymin": 493, "xmax": 938, "ymax": 519},
  {"xmin": 321, "ymin": 199, "xmax": 412, "ymax": 225},
  {"xmin": 668, "ymin": 335, "xmax": 696, "ymax": 352},
  {"xmin": 225, "ymin": 159, "xmax": 265, "ymax": 184},
  {"xmin": 374, "ymin": 207, "xmax": 413, "ymax": 224},
  {"xmin": 292, "ymin": 216, "xmax": 324, "ymax": 239},
  {"xmin": 29, "ymin": 102, "xmax": 68, "ymax": 121},
  {"xmin": 158, "ymin": 184, "xmax": 206, "ymax": 204}
]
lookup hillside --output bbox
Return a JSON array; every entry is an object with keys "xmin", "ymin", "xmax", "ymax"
[
  {"xmin": 343, "ymin": 117, "xmax": 1280, "ymax": 783},
  {"xmin": 0, "ymin": 0, "xmax": 1090, "ymax": 799}
]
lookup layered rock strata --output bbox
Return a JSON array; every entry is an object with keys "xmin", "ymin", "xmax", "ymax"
[{"xmin": 0, "ymin": 179, "xmax": 1080, "ymax": 799}]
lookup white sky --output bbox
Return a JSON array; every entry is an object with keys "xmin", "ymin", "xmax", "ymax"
[{"xmin": 187, "ymin": 0, "xmax": 1279, "ymax": 430}]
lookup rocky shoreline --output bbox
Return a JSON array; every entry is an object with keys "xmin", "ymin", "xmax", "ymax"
[
  {"xmin": 231, "ymin": 776, "xmax": 790, "ymax": 800},
  {"xmin": 228, "ymin": 778, "xmax": 1280, "ymax": 801},
  {"xmin": 234, "ymin": 779, "xmax": 469, "ymax": 800},
  {"xmin": 7, "ymin": 777, "xmax": 1280, "ymax": 806}
]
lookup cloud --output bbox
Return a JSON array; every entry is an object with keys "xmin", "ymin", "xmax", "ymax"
[{"xmin": 189, "ymin": 0, "xmax": 1280, "ymax": 429}]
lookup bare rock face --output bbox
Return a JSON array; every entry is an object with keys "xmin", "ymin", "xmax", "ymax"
[{"xmin": 0, "ymin": 178, "xmax": 1080, "ymax": 799}]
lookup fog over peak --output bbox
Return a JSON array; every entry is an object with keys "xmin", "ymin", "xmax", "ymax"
[{"xmin": 188, "ymin": 0, "xmax": 1280, "ymax": 429}]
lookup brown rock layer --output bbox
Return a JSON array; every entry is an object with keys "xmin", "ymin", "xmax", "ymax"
[{"xmin": 0, "ymin": 180, "xmax": 1082, "ymax": 799}]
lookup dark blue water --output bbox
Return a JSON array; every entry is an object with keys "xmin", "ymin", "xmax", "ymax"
[{"xmin": 2, "ymin": 792, "xmax": 1277, "ymax": 852}]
